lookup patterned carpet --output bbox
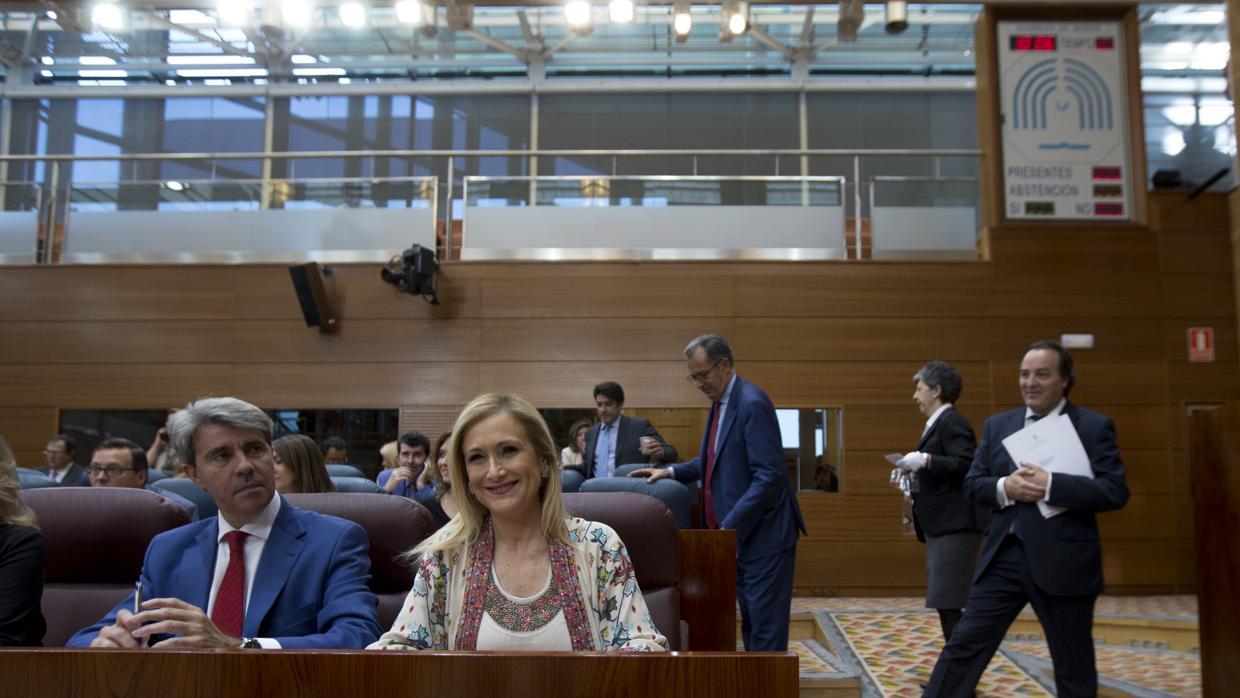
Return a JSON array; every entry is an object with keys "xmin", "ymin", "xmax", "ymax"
[{"xmin": 785, "ymin": 596, "xmax": 1199, "ymax": 698}]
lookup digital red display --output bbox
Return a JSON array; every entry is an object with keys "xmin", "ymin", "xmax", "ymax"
[
  {"xmin": 1010, "ymin": 35, "xmax": 1057, "ymax": 52},
  {"xmin": 1095, "ymin": 37, "xmax": 1115, "ymax": 50},
  {"xmin": 1094, "ymin": 203, "xmax": 1124, "ymax": 216},
  {"xmin": 1092, "ymin": 166, "xmax": 1122, "ymax": 180}
]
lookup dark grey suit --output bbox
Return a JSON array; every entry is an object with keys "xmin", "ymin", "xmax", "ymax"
[
  {"xmin": 37, "ymin": 463, "xmax": 90, "ymax": 487},
  {"xmin": 579, "ymin": 415, "xmax": 678, "ymax": 479}
]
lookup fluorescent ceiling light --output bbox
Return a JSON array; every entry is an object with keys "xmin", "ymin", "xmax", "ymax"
[
  {"xmin": 293, "ymin": 67, "xmax": 347, "ymax": 76},
  {"xmin": 79, "ymin": 69, "xmax": 127, "ymax": 78},
  {"xmin": 339, "ymin": 77, "xmax": 352, "ymax": 84},
  {"xmin": 40, "ymin": 70, "xmax": 53, "ymax": 77},
  {"xmin": 175, "ymin": 68, "xmax": 269, "ymax": 77},
  {"xmin": 339, "ymin": 2, "xmax": 366, "ymax": 27},
  {"xmin": 40, "ymin": 56, "xmax": 54, "ymax": 65},
  {"xmin": 80, "ymin": 56, "xmax": 117, "ymax": 65},
  {"xmin": 167, "ymin": 55, "xmax": 256, "ymax": 65},
  {"xmin": 92, "ymin": 4, "xmax": 124, "ymax": 30},
  {"xmin": 290, "ymin": 54, "xmax": 318, "ymax": 64},
  {"xmin": 608, "ymin": 0, "xmax": 634, "ymax": 24},
  {"xmin": 165, "ymin": 181, "xmax": 186, "ymax": 191},
  {"xmin": 204, "ymin": 79, "xmax": 233, "ymax": 86}
]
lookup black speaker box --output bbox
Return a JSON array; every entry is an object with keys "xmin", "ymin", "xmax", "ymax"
[{"xmin": 288, "ymin": 262, "xmax": 338, "ymax": 333}]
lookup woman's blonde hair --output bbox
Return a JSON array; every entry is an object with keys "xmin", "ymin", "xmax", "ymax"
[
  {"xmin": 379, "ymin": 440, "xmax": 398, "ymax": 470},
  {"xmin": 0, "ymin": 435, "xmax": 37, "ymax": 528},
  {"xmin": 412, "ymin": 393, "xmax": 565, "ymax": 557}
]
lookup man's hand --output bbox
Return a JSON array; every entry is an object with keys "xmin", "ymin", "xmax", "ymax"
[
  {"xmin": 383, "ymin": 466, "xmax": 416, "ymax": 493},
  {"xmin": 896, "ymin": 451, "xmax": 928, "ymax": 473},
  {"xmin": 89, "ymin": 609, "xmax": 143, "ymax": 648},
  {"xmin": 627, "ymin": 467, "xmax": 670, "ymax": 484},
  {"xmin": 1004, "ymin": 463, "xmax": 1048, "ymax": 503},
  {"xmin": 130, "ymin": 598, "xmax": 238, "ymax": 649}
]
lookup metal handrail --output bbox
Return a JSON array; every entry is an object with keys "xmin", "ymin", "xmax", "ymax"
[{"xmin": 1, "ymin": 148, "xmax": 982, "ymax": 264}]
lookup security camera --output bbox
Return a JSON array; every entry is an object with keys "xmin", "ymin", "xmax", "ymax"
[
  {"xmin": 380, "ymin": 244, "xmax": 440, "ymax": 305},
  {"xmin": 885, "ymin": 1, "xmax": 909, "ymax": 35}
]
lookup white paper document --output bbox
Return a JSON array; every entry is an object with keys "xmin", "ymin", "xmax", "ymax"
[{"xmin": 1000, "ymin": 414, "xmax": 1093, "ymax": 519}]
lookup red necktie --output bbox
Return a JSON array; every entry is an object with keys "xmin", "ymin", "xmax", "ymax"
[
  {"xmin": 704, "ymin": 402, "xmax": 721, "ymax": 529},
  {"xmin": 212, "ymin": 530, "xmax": 248, "ymax": 637}
]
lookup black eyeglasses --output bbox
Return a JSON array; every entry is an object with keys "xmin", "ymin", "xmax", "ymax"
[
  {"xmin": 686, "ymin": 358, "xmax": 724, "ymax": 384},
  {"xmin": 89, "ymin": 466, "xmax": 135, "ymax": 478}
]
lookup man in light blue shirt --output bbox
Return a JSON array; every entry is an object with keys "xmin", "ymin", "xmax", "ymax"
[{"xmin": 579, "ymin": 381, "xmax": 678, "ymax": 479}]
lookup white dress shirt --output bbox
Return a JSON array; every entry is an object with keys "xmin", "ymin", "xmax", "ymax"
[{"xmin": 208, "ymin": 492, "xmax": 283, "ymax": 648}]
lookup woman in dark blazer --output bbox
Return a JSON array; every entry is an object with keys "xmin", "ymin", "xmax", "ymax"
[
  {"xmin": 0, "ymin": 435, "xmax": 47, "ymax": 646},
  {"xmin": 896, "ymin": 361, "xmax": 989, "ymax": 643}
]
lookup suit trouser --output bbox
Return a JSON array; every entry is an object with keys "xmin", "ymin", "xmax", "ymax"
[
  {"xmin": 737, "ymin": 544, "xmax": 797, "ymax": 651},
  {"xmin": 923, "ymin": 536, "xmax": 1098, "ymax": 698}
]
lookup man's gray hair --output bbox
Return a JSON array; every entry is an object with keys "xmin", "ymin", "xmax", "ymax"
[
  {"xmin": 169, "ymin": 397, "xmax": 273, "ymax": 466},
  {"xmin": 683, "ymin": 334, "xmax": 734, "ymax": 364}
]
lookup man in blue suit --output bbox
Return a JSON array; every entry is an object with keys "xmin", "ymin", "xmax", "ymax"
[
  {"xmin": 68, "ymin": 397, "xmax": 380, "ymax": 650},
  {"xmin": 924, "ymin": 341, "xmax": 1129, "ymax": 697},
  {"xmin": 632, "ymin": 334, "xmax": 805, "ymax": 650}
]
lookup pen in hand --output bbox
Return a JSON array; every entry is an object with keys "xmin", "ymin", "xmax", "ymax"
[{"xmin": 133, "ymin": 580, "xmax": 142, "ymax": 615}]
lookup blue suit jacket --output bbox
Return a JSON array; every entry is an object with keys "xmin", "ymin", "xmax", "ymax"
[
  {"xmin": 964, "ymin": 402, "xmax": 1129, "ymax": 597},
  {"xmin": 673, "ymin": 375, "xmax": 806, "ymax": 561},
  {"xmin": 67, "ymin": 499, "xmax": 381, "ymax": 649}
]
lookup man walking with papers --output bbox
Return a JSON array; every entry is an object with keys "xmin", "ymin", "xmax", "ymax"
[{"xmin": 923, "ymin": 340, "xmax": 1129, "ymax": 698}]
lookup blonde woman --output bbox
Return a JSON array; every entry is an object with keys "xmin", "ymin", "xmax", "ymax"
[
  {"xmin": 369, "ymin": 393, "xmax": 665, "ymax": 652},
  {"xmin": 0, "ymin": 435, "xmax": 47, "ymax": 645}
]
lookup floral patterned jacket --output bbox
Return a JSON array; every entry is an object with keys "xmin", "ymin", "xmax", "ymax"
[{"xmin": 368, "ymin": 516, "xmax": 667, "ymax": 652}]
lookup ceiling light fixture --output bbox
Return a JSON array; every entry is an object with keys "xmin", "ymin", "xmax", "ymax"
[
  {"xmin": 884, "ymin": 1, "xmax": 907, "ymax": 35},
  {"xmin": 609, "ymin": 0, "xmax": 634, "ymax": 24},
  {"xmin": 281, "ymin": 0, "xmax": 312, "ymax": 28},
  {"xmin": 91, "ymin": 3, "xmax": 125, "ymax": 30},
  {"xmin": 564, "ymin": 0, "xmax": 593, "ymax": 35},
  {"xmin": 339, "ymin": 2, "xmax": 366, "ymax": 27},
  {"xmin": 672, "ymin": 0, "xmax": 691, "ymax": 41},
  {"xmin": 720, "ymin": 0, "xmax": 747, "ymax": 37},
  {"xmin": 217, "ymin": 0, "xmax": 251, "ymax": 27},
  {"xmin": 838, "ymin": 0, "xmax": 864, "ymax": 42}
]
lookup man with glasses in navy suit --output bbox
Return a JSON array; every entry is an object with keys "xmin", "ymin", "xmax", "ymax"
[{"xmin": 631, "ymin": 334, "xmax": 805, "ymax": 651}]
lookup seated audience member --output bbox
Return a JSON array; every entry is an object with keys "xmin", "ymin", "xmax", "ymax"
[
  {"xmin": 369, "ymin": 392, "xmax": 666, "ymax": 652},
  {"xmin": 38, "ymin": 434, "xmax": 90, "ymax": 487},
  {"xmin": 67, "ymin": 397, "xmax": 380, "ymax": 649},
  {"xmin": 579, "ymin": 382, "xmax": 678, "ymax": 479},
  {"xmin": 274, "ymin": 434, "xmax": 337, "ymax": 495},
  {"xmin": 89, "ymin": 437, "xmax": 200, "ymax": 520},
  {"xmin": 320, "ymin": 436, "xmax": 349, "ymax": 466},
  {"xmin": 146, "ymin": 408, "xmax": 182, "ymax": 476},
  {"xmin": 384, "ymin": 432, "xmax": 433, "ymax": 500},
  {"xmin": 0, "ymin": 436, "xmax": 46, "ymax": 646},
  {"xmin": 560, "ymin": 419, "xmax": 591, "ymax": 468},
  {"xmin": 415, "ymin": 432, "xmax": 456, "ymax": 528},
  {"xmin": 376, "ymin": 440, "xmax": 398, "ymax": 478}
]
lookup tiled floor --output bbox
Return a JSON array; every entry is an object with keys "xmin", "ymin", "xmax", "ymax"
[{"xmin": 787, "ymin": 596, "xmax": 1199, "ymax": 698}]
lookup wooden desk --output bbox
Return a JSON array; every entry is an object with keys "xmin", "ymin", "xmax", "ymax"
[{"xmin": 0, "ymin": 649, "xmax": 799, "ymax": 697}]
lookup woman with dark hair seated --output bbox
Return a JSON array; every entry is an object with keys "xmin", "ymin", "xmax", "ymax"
[
  {"xmin": 560, "ymin": 419, "xmax": 591, "ymax": 469},
  {"xmin": 273, "ymin": 434, "xmax": 337, "ymax": 494},
  {"xmin": 0, "ymin": 435, "xmax": 46, "ymax": 646},
  {"xmin": 415, "ymin": 431, "xmax": 457, "ymax": 528},
  {"xmin": 369, "ymin": 392, "xmax": 666, "ymax": 652}
]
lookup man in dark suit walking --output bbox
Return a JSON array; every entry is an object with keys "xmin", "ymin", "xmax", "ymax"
[
  {"xmin": 579, "ymin": 381, "xmax": 678, "ymax": 479},
  {"xmin": 923, "ymin": 340, "xmax": 1130, "ymax": 697},
  {"xmin": 631, "ymin": 334, "xmax": 806, "ymax": 650}
]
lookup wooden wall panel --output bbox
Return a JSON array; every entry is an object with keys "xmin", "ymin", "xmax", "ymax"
[
  {"xmin": 0, "ymin": 191, "xmax": 1232, "ymax": 595},
  {"xmin": 0, "ymin": 407, "xmax": 58, "ymax": 468}
]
